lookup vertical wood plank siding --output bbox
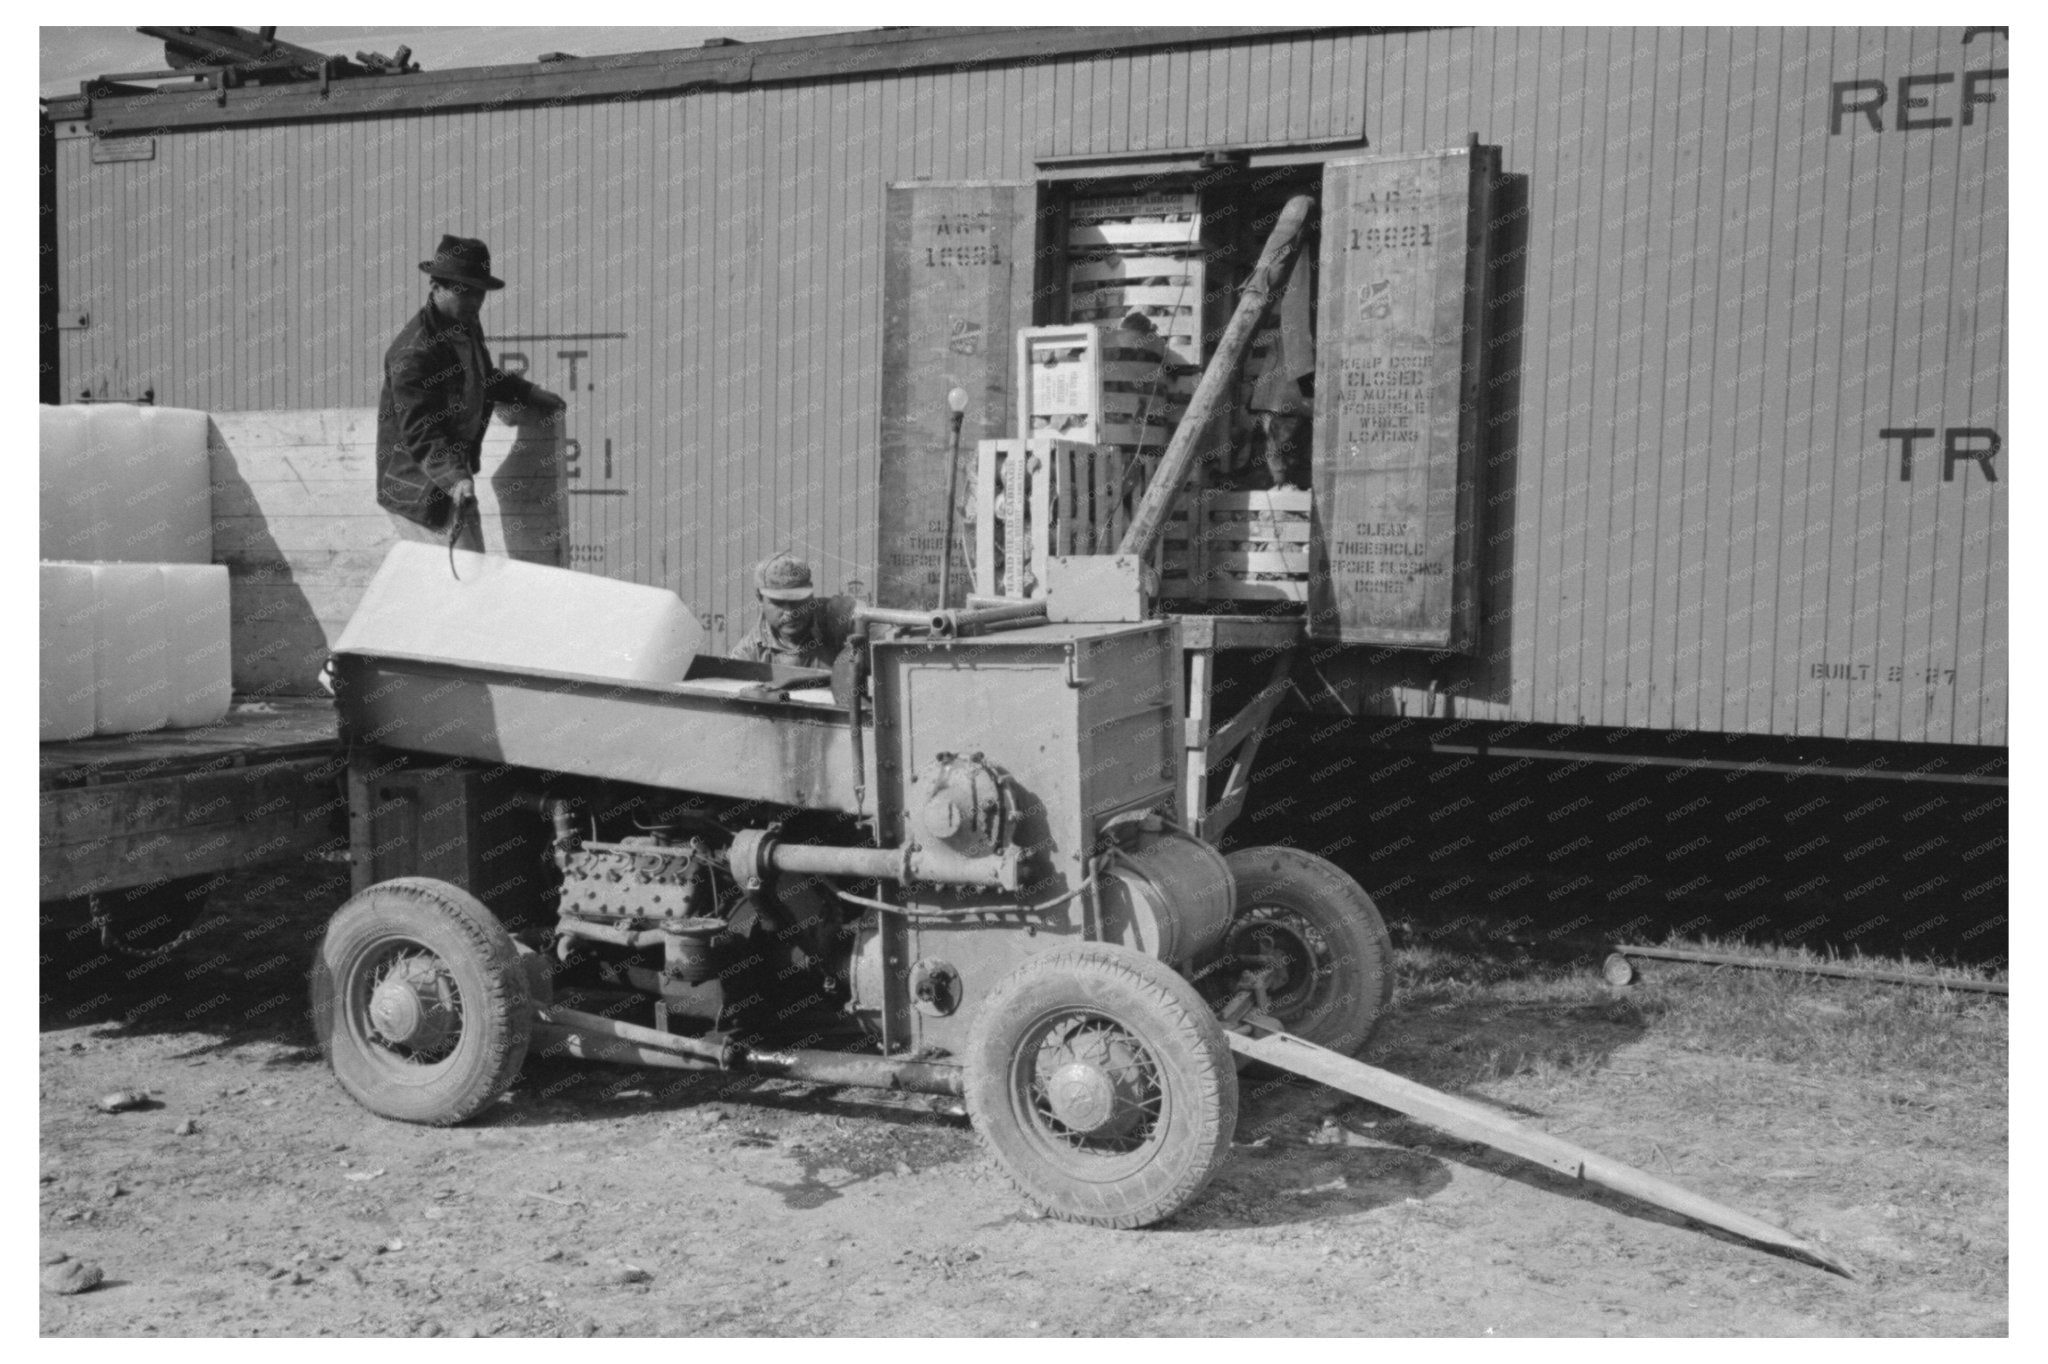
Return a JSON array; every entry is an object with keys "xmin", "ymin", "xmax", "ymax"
[{"xmin": 50, "ymin": 27, "xmax": 2004, "ymax": 744}]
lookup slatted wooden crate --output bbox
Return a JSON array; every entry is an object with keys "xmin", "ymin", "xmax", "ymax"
[
  {"xmin": 1018, "ymin": 323, "xmax": 1187, "ymax": 453},
  {"xmin": 972, "ymin": 438, "xmax": 1051, "ymax": 599},
  {"xmin": 1067, "ymin": 255, "xmax": 1205, "ymax": 361},
  {"xmin": 1064, "ymin": 192, "xmax": 1206, "ymax": 363},
  {"xmin": 972, "ymin": 437, "xmax": 1154, "ymax": 599},
  {"xmin": 1160, "ymin": 489, "xmax": 1312, "ymax": 605}
]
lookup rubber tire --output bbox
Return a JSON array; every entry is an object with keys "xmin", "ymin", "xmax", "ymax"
[
  {"xmin": 964, "ymin": 943, "xmax": 1238, "ymax": 1229},
  {"xmin": 310, "ymin": 877, "xmax": 533, "ymax": 1126},
  {"xmin": 1224, "ymin": 846, "xmax": 1394, "ymax": 1056}
]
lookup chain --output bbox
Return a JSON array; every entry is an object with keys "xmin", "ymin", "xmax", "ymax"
[{"xmin": 88, "ymin": 894, "xmax": 211, "ymax": 961}]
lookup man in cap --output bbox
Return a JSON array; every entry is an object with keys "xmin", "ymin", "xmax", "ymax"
[
  {"xmin": 376, "ymin": 234, "xmax": 567, "ymax": 550},
  {"xmin": 729, "ymin": 553, "xmax": 864, "ymax": 670}
]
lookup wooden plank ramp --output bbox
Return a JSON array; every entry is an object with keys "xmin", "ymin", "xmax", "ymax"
[{"xmin": 1229, "ymin": 1015, "xmax": 1852, "ymax": 1277}]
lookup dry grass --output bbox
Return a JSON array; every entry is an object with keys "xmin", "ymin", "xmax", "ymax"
[
  {"xmin": 1357, "ymin": 935, "xmax": 2009, "ymax": 1327},
  {"xmin": 1386, "ymin": 936, "xmax": 2007, "ymax": 1094}
]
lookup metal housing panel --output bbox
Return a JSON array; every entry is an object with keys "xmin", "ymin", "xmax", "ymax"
[{"xmin": 870, "ymin": 622, "xmax": 1178, "ymax": 899}]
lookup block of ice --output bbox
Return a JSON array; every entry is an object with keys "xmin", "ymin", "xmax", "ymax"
[
  {"xmin": 161, "ymin": 564, "xmax": 232, "ymax": 730},
  {"xmin": 39, "ymin": 562, "xmax": 98, "ymax": 742},
  {"xmin": 334, "ymin": 542, "xmax": 705, "ymax": 683},
  {"xmin": 39, "ymin": 404, "xmax": 212, "ymax": 564},
  {"xmin": 92, "ymin": 562, "xmax": 172, "ymax": 736}
]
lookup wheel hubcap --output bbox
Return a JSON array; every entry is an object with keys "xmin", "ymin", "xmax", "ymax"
[
  {"xmin": 1045, "ymin": 1062, "xmax": 1118, "ymax": 1133},
  {"xmin": 365, "ymin": 952, "xmax": 459, "ymax": 1057},
  {"xmin": 1029, "ymin": 1018, "xmax": 1159, "ymax": 1149}
]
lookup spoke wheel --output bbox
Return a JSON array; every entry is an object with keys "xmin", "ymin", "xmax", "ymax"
[
  {"xmin": 311, "ymin": 878, "xmax": 532, "ymax": 1125},
  {"xmin": 1224, "ymin": 846, "xmax": 1394, "ymax": 1055},
  {"xmin": 966, "ymin": 944, "xmax": 1236, "ymax": 1228}
]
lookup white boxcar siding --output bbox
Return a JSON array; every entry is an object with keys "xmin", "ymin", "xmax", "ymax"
[{"xmin": 47, "ymin": 26, "xmax": 2005, "ymax": 742}]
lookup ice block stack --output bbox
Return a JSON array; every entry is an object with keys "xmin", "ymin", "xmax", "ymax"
[
  {"xmin": 39, "ymin": 562, "xmax": 232, "ymax": 741},
  {"xmin": 40, "ymin": 404, "xmax": 230, "ymax": 741},
  {"xmin": 333, "ymin": 542, "xmax": 704, "ymax": 682},
  {"xmin": 40, "ymin": 404, "xmax": 212, "ymax": 563}
]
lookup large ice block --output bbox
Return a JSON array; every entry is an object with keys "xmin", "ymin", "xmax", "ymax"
[
  {"xmin": 39, "ymin": 562, "xmax": 98, "ymax": 742},
  {"xmin": 39, "ymin": 404, "xmax": 212, "ymax": 563},
  {"xmin": 127, "ymin": 406, "xmax": 214, "ymax": 562},
  {"xmin": 334, "ymin": 542, "xmax": 705, "ymax": 682},
  {"xmin": 38, "ymin": 406, "xmax": 96, "ymax": 562},
  {"xmin": 93, "ymin": 563, "xmax": 172, "ymax": 736},
  {"xmin": 161, "ymin": 564, "xmax": 232, "ymax": 730}
]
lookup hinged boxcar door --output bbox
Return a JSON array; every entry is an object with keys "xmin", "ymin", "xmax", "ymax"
[
  {"xmin": 878, "ymin": 182, "xmax": 1045, "ymax": 609},
  {"xmin": 1309, "ymin": 146, "xmax": 1499, "ymax": 650}
]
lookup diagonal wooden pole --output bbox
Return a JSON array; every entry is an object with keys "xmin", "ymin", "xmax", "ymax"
[{"xmin": 1118, "ymin": 194, "xmax": 1315, "ymax": 562}]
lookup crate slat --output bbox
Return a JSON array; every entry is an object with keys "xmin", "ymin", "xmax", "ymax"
[{"xmin": 1068, "ymin": 220, "xmax": 1201, "ymax": 248}]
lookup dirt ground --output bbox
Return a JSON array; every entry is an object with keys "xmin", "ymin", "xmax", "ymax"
[{"xmin": 39, "ymin": 863, "xmax": 2007, "ymax": 1337}]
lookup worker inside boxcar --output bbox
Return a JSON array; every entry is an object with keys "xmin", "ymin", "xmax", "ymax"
[
  {"xmin": 375, "ymin": 234, "xmax": 567, "ymax": 551},
  {"xmin": 1245, "ymin": 244, "xmax": 1315, "ymax": 492},
  {"xmin": 729, "ymin": 554, "xmax": 864, "ymax": 671}
]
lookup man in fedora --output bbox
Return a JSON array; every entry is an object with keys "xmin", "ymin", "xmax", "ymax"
[{"xmin": 376, "ymin": 234, "xmax": 566, "ymax": 550}]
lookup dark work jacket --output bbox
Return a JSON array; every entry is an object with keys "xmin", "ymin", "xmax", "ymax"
[{"xmin": 375, "ymin": 302, "xmax": 540, "ymax": 528}]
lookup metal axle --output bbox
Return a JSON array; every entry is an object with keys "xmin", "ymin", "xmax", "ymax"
[{"xmin": 530, "ymin": 1005, "xmax": 964, "ymax": 1096}]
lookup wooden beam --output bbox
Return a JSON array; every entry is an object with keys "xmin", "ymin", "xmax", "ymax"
[
  {"xmin": 1227, "ymin": 1017, "xmax": 1852, "ymax": 1277},
  {"xmin": 1203, "ymin": 653, "xmax": 1295, "ymax": 766},
  {"xmin": 1181, "ymin": 647, "xmax": 1214, "ymax": 837}
]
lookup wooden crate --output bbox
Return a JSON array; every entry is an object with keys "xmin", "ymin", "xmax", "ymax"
[
  {"xmin": 1161, "ymin": 489, "xmax": 1312, "ymax": 605},
  {"xmin": 1065, "ymin": 192, "xmax": 1206, "ymax": 362},
  {"xmin": 1018, "ymin": 323, "xmax": 1186, "ymax": 453},
  {"xmin": 973, "ymin": 438, "xmax": 1052, "ymax": 599},
  {"xmin": 972, "ymin": 438, "xmax": 1154, "ymax": 599}
]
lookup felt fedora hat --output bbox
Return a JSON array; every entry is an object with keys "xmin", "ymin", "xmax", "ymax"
[{"xmin": 418, "ymin": 234, "xmax": 505, "ymax": 291}]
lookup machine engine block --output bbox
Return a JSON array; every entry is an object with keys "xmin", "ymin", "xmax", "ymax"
[{"xmin": 557, "ymin": 837, "xmax": 705, "ymax": 923}]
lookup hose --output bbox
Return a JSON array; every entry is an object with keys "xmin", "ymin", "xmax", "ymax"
[{"xmin": 834, "ymin": 865, "xmax": 1099, "ymax": 919}]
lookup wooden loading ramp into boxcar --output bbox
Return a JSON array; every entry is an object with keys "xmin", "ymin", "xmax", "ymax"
[{"xmin": 1228, "ymin": 1013, "xmax": 1853, "ymax": 1276}]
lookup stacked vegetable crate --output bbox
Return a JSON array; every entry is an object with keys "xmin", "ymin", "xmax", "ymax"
[
  {"xmin": 984, "ymin": 193, "xmax": 1311, "ymax": 607},
  {"xmin": 1064, "ymin": 191, "xmax": 1205, "ymax": 365},
  {"xmin": 972, "ymin": 436, "xmax": 1140, "ymax": 599},
  {"xmin": 1159, "ymin": 488, "xmax": 1312, "ymax": 604},
  {"xmin": 1007, "ymin": 322, "xmax": 1173, "ymax": 597}
]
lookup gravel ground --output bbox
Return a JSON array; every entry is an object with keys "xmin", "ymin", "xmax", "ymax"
[{"xmin": 38, "ymin": 862, "xmax": 2008, "ymax": 1337}]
